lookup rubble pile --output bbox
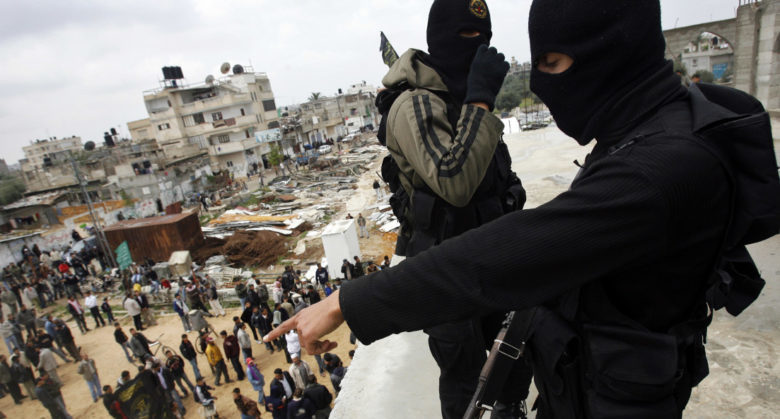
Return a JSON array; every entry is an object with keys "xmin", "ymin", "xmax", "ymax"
[{"xmin": 192, "ymin": 230, "xmax": 288, "ymax": 267}]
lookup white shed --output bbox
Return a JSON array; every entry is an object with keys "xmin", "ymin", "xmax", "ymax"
[{"xmin": 321, "ymin": 219, "xmax": 361, "ymax": 280}]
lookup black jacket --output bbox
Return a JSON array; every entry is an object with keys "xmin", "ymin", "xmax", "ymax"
[
  {"xmin": 179, "ymin": 340, "xmax": 197, "ymax": 361},
  {"xmin": 340, "ymin": 96, "xmax": 731, "ymax": 341},
  {"xmin": 114, "ymin": 329, "xmax": 128, "ymax": 344},
  {"xmin": 303, "ymin": 382, "xmax": 332, "ymax": 410}
]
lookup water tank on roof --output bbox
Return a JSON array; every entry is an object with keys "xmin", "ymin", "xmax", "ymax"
[
  {"xmin": 162, "ymin": 66, "xmax": 184, "ymax": 80},
  {"xmin": 232, "ymin": 64, "xmax": 244, "ymax": 74}
]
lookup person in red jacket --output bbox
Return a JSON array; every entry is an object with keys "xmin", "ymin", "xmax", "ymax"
[{"xmin": 220, "ymin": 330, "xmax": 245, "ymax": 381}]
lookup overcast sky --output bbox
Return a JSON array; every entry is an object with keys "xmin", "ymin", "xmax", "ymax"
[{"xmin": 0, "ymin": 0, "xmax": 739, "ymax": 164}]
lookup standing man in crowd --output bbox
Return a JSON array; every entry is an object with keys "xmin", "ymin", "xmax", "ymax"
[
  {"xmin": 128, "ymin": 328, "xmax": 155, "ymax": 363},
  {"xmin": 315, "ymin": 263, "xmax": 328, "ymax": 291},
  {"xmin": 101, "ymin": 297, "xmax": 115, "ymax": 324},
  {"xmin": 357, "ymin": 214, "xmax": 368, "ymax": 238},
  {"xmin": 84, "ymin": 291, "xmax": 106, "ymax": 328},
  {"xmin": 288, "ymin": 353, "xmax": 313, "ymax": 389},
  {"xmin": 205, "ymin": 336, "xmax": 230, "ymax": 386},
  {"xmin": 165, "ymin": 349, "xmax": 195, "ymax": 397},
  {"xmin": 179, "ymin": 334, "xmax": 202, "ymax": 380},
  {"xmin": 114, "ymin": 323, "xmax": 134, "ymax": 364},
  {"xmin": 233, "ymin": 387, "xmax": 262, "ymax": 419},
  {"xmin": 221, "ymin": 330, "xmax": 245, "ymax": 381},
  {"xmin": 77, "ymin": 352, "xmax": 103, "ymax": 403},
  {"xmin": 172, "ymin": 294, "xmax": 191, "ymax": 333},
  {"xmin": 236, "ymin": 322, "xmax": 253, "ymax": 361},
  {"xmin": 267, "ymin": 367, "xmax": 295, "ymax": 419},
  {"xmin": 245, "ymin": 357, "xmax": 266, "ymax": 408},
  {"xmin": 123, "ymin": 294, "xmax": 143, "ymax": 331}
]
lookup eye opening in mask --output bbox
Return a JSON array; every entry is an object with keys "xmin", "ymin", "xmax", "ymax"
[
  {"xmin": 535, "ymin": 52, "xmax": 574, "ymax": 74},
  {"xmin": 458, "ymin": 29, "xmax": 482, "ymax": 38}
]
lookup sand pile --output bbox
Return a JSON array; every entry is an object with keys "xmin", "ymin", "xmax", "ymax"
[
  {"xmin": 191, "ymin": 231, "xmax": 288, "ymax": 267},
  {"xmin": 223, "ymin": 230, "xmax": 288, "ymax": 266},
  {"xmin": 191, "ymin": 237, "xmax": 227, "ymax": 263}
]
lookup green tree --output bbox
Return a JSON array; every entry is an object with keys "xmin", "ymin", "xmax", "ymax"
[
  {"xmin": 0, "ymin": 175, "xmax": 26, "ymax": 205},
  {"xmin": 693, "ymin": 70, "xmax": 715, "ymax": 83},
  {"xmin": 267, "ymin": 144, "xmax": 283, "ymax": 167},
  {"xmin": 673, "ymin": 60, "xmax": 688, "ymax": 76},
  {"xmin": 495, "ymin": 72, "xmax": 535, "ymax": 112},
  {"xmin": 308, "ymin": 92, "xmax": 321, "ymax": 101}
]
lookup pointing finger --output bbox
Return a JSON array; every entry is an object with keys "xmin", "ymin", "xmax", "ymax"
[{"xmin": 264, "ymin": 316, "xmax": 296, "ymax": 342}]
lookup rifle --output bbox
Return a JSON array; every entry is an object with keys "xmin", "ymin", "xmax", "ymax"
[{"xmin": 463, "ymin": 309, "xmax": 537, "ymax": 419}]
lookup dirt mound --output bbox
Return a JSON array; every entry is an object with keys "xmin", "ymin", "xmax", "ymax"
[
  {"xmin": 222, "ymin": 230, "xmax": 288, "ymax": 267},
  {"xmin": 191, "ymin": 237, "xmax": 227, "ymax": 263}
]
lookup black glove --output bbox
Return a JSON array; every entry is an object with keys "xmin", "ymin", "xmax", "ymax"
[{"xmin": 464, "ymin": 45, "xmax": 510, "ymax": 111}]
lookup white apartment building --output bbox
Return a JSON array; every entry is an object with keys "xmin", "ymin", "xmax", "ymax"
[
  {"xmin": 140, "ymin": 65, "xmax": 281, "ymax": 174},
  {"xmin": 21, "ymin": 136, "xmax": 82, "ymax": 170},
  {"xmin": 19, "ymin": 137, "xmax": 84, "ymax": 192}
]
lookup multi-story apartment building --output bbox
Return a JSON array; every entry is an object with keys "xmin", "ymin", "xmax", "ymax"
[
  {"xmin": 19, "ymin": 137, "xmax": 84, "ymax": 193},
  {"xmin": 293, "ymin": 82, "xmax": 380, "ymax": 145},
  {"xmin": 140, "ymin": 65, "xmax": 280, "ymax": 174}
]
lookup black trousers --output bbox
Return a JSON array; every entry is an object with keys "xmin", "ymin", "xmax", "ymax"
[
  {"xmin": 132, "ymin": 314, "xmax": 143, "ymax": 331},
  {"xmin": 6, "ymin": 381, "xmax": 23, "ymax": 403},
  {"xmin": 427, "ymin": 317, "xmax": 533, "ymax": 419},
  {"xmin": 89, "ymin": 307, "xmax": 106, "ymax": 327},
  {"xmin": 228, "ymin": 356, "xmax": 245, "ymax": 380}
]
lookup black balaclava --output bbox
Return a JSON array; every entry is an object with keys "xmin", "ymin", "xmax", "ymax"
[
  {"xmin": 425, "ymin": 0, "xmax": 493, "ymax": 103},
  {"xmin": 529, "ymin": 0, "xmax": 682, "ymax": 145}
]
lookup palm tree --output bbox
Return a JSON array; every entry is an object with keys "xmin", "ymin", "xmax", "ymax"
[{"xmin": 308, "ymin": 92, "xmax": 321, "ymax": 101}]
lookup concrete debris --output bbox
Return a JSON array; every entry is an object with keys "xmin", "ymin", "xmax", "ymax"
[
  {"xmin": 379, "ymin": 220, "xmax": 401, "ymax": 233},
  {"xmin": 205, "ymin": 255, "xmax": 226, "ymax": 265}
]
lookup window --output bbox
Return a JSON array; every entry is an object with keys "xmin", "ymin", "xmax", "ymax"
[
  {"xmin": 226, "ymin": 161, "xmax": 234, "ymax": 167},
  {"xmin": 267, "ymin": 121, "xmax": 280, "ymax": 129},
  {"xmin": 157, "ymin": 123, "xmax": 171, "ymax": 131},
  {"xmin": 262, "ymin": 99, "xmax": 276, "ymax": 112},
  {"xmin": 240, "ymin": 108, "xmax": 246, "ymax": 116},
  {"xmin": 188, "ymin": 135, "xmax": 207, "ymax": 148},
  {"xmin": 217, "ymin": 135, "xmax": 230, "ymax": 144},
  {"xmin": 245, "ymin": 129, "xmax": 251, "ymax": 138},
  {"xmin": 212, "ymin": 112, "xmax": 223, "ymax": 121}
]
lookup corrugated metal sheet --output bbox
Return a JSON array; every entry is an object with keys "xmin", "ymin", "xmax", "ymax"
[{"xmin": 104, "ymin": 212, "xmax": 205, "ymax": 264}]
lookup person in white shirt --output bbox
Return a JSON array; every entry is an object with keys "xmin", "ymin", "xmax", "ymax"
[
  {"xmin": 84, "ymin": 291, "xmax": 106, "ymax": 328},
  {"xmin": 123, "ymin": 294, "xmax": 143, "ymax": 331},
  {"xmin": 285, "ymin": 329, "xmax": 301, "ymax": 359}
]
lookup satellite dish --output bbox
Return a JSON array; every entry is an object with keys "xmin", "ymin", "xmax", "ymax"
[
  {"xmin": 205, "ymin": 75, "xmax": 215, "ymax": 85},
  {"xmin": 220, "ymin": 62, "xmax": 231, "ymax": 74},
  {"xmin": 232, "ymin": 64, "xmax": 244, "ymax": 74},
  {"xmin": 84, "ymin": 141, "xmax": 96, "ymax": 151}
]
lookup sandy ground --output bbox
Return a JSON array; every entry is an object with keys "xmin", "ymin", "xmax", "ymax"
[{"xmin": 0, "ymin": 301, "xmax": 357, "ymax": 418}]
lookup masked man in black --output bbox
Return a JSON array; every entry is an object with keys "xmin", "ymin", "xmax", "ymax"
[
  {"xmin": 267, "ymin": 0, "xmax": 779, "ymax": 418},
  {"xmin": 369, "ymin": 0, "xmax": 532, "ymax": 417}
]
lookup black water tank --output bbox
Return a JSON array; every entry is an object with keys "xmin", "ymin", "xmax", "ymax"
[
  {"xmin": 104, "ymin": 132, "xmax": 115, "ymax": 147},
  {"xmin": 110, "ymin": 128, "xmax": 118, "ymax": 136}
]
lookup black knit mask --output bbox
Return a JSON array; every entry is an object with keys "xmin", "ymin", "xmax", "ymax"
[
  {"xmin": 426, "ymin": 0, "xmax": 493, "ymax": 103},
  {"xmin": 529, "ymin": 0, "xmax": 668, "ymax": 145}
]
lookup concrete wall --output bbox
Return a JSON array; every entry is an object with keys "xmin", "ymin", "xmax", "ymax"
[{"xmin": 664, "ymin": 0, "xmax": 779, "ymax": 111}]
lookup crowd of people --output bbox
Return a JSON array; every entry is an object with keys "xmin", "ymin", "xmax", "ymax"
[{"xmin": 0, "ymin": 232, "xmax": 366, "ymax": 418}]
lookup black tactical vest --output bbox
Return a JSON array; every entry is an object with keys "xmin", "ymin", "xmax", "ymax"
[
  {"xmin": 525, "ymin": 84, "xmax": 780, "ymax": 418},
  {"xmin": 376, "ymin": 84, "xmax": 527, "ymax": 257}
]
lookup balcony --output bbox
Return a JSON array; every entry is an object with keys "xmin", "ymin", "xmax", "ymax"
[
  {"xmin": 183, "ymin": 115, "xmax": 256, "ymax": 137},
  {"xmin": 178, "ymin": 93, "xmax": 251, "ymax": 114},
  {"xmin": 208, "ymin": 138, "xmax": 264, "ymax": 156},
  {"xmin": 212, "ymin": 117, "xmax": 236, "ymax": 128}
]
